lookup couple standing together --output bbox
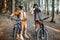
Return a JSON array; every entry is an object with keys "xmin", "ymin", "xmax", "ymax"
[{"xmin": 11, "ymin": 4, "xmax": 44, "ymax": 40}]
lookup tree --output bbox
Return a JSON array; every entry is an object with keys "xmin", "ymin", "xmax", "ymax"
[
  {"xmin": 45, "ymin": 0, "xmax": 46, "ymax": 11},
  {"xmin": 51, "ymin": 0, "xmax": 55, "ymax": 22},
  {"xmin": 4, "ymin": 0, "xmax": 7, "ymax": 13},
  {"xmin": 46, "ymin": 0, "xmax": 49, "ymax": 15},
  {"xmin": 0, "ymin": 0, "xmax": 2, "ymax": 13},
  {"xmin": 38, "ymin": 0, "xmax": 40, "ymax": 6},
  {"xmin": 1, "ymin": 0, "xmax": 7, "ymax": 13},
  {"xmin": 56, "ymin": 0, "xmax": 59, "ymax": 15},
  {"xmin": 12, "ymin": 0, "xmax": 15, "ymax": 13},
  {"xmin": 7, "ymin": 0, "xmax": 12, "ymax": 13},
  {"xmin": 59, "ymin": 0, "xmax": 60, "ymax": 13}
]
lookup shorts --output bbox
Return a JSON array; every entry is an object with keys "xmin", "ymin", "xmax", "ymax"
[
  {"xmin": 21, "ymin": 21, "xmax": 27, "ymax": 26},
  {"xmin": 35, "ymin": 20, "xmax": 42, "ymax": 24}
]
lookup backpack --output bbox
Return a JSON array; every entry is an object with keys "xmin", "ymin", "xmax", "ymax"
[
  {"xmin": 15, "ymin": 10, "xmax": 21, "ymax": 19},
  {"xmin": 38, "ymin": 12, "xmax": 43, "ymax": 20}
]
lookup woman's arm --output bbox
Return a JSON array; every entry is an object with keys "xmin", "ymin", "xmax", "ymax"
[{"xmin": 30, "ymin": 8, "xmax": 35, "ymax": 14}]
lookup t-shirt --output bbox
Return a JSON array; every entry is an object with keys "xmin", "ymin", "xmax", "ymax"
[
  {"xmin": 19, "ymin": 10, "xmax": 27, "ymax": 20},
  {"xmin": 34, "ymin": 8, "xmax": 41, "ymax": 20}
]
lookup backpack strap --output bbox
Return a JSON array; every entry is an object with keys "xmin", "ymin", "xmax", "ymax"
[{"xmin": 17, "ymin": 11, "xmax": 21, "ymax": 19}]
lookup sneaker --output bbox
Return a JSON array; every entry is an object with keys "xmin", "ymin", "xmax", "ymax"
[
  {"xmin": 20, "ymin": 35, "xmax": 24, "ymax": 40},
  {"xmin": 17, "ymin": 34, "xmax": 20, "ymax": 38},
  {"xmin": 17, "ymin": 34, "xmax": 20, "ymax": 40},
  {"xmin": 24, "ymin": 34, "xmax": 29, "ymax": 38}
]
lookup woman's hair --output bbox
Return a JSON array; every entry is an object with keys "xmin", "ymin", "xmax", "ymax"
[{"xmin": 33, "ymin": 4, "xmax": 38, "ymax": 8}]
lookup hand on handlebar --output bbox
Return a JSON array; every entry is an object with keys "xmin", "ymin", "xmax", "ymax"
[{"xmin": 22, "ymin": 19, "xmax": 27, "ymax": 21}]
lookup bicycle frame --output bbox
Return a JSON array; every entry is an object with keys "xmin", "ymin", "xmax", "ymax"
[
  {"xmin": 15, "ymin": 20, "xmax": 20, "ymax": 25},
  {"xmin": 15, "ymin": 20, "xmax": 21, "ymax": 33},
  {"xmin": 13, "ymin": 20, "xmax": 21, "ymax": 40}
]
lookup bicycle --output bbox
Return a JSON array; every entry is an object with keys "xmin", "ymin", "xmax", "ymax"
[
  {"xmin": 11, "ymin": 18, "xmax": 22, "ymax": 40},
  {"xmin": 36, "ymin": 21, "xmax": 48, "ymax": 40}
]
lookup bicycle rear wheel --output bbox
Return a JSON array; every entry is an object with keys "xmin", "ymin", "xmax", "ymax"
[{"xmin": 37, "ymin": 29, "xmax": 48, "ymax": 40}]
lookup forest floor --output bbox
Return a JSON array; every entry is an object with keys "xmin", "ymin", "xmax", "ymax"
[{"xmin": 0, "ymin": 13, "xmax": 60, "ymax": 40}]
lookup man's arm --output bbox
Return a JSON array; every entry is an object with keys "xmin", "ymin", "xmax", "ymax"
[
  {"xmin": 10, "ymin": 10, "xmax": 20, "ymax": 17},
  {"xmin": 10, "ymin": 13, "xmax": 14, "ymax": 17}
]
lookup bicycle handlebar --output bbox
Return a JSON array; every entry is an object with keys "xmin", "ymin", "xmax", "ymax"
[{"xmin": 10, "ymin": 16, "xmax": 26, "ymax": 22}]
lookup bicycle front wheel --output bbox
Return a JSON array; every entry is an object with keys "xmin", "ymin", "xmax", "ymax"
[
  {"xmin": 37, "ymin": 29, "xmax": 48, "ymax": 40},
  {"xmin": 13, "ymin": 25, "xmax": 18, "ymax": 40}
]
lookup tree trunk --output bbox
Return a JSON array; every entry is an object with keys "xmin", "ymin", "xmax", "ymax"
[
  {"xmin": 27, "ymin": 3, "xmax": 28, "ymax": 12},
  {"xmin": 45, "ymin": 0, "xmax": 46, "ymax": 11},
  {"xmin": 51, "ymin": 0, "xmax": 55, "ymax": 22},
  {"xmin": 2, "ymin": 0, "xmax": 7, "ymax": 13},
  {"xmin": 0, "ymin": 0, "xmax": 2, "ymax": 13},
  {"xmin": 42, "ymin": 0, "xmax": 43, "ymax": 8},
  {"xmin": 46, "ymin": 0, "xmax": 49, "ymax": 15},
  {"xmin": 12, "ymin": 0, "xmax": 15, "ymax": 13},
  {"xmin": 4, "ymin": 0, "xmax": 7, "ymax": 13},
  {"xmin": 11, "ymin": 0, "xmax": 12, "ymax": 13},
  {"xmin": 26, "ymin": 0, "xmax": 29, "ymax": 12},
  {"xmin": 38, "ymin": 0, "xmax": 40, "ymax": 6},
  {"xmin": 40, "ymin": 0, "xmax": 43, "ymax": 8},
  {"xmin": 56, "ymin": 0, "xmax": 59, "ymax": 15},
  {"xmin": 59, "ymin": 0, "xmax": 60, "ymax": 14},
  {"xmin": 44, "ymin": 0, "xmax": 47, "ymax": 14}
]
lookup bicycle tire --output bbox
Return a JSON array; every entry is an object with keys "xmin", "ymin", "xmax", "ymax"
[
  {"xmin": 13, "ymin": 25, "xmax": 18, "ymax": 40},
  {"xmin": 37, "ymin": 28, "xmax": 48, "ymax": 40}
]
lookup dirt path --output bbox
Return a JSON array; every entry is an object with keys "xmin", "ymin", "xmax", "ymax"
[{"xmin": 0, "ymin": 14, "xmax": 60, "ymax": 40}]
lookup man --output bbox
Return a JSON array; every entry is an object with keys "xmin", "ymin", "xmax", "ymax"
[{"xmin": 10, "ymin": 5, "xmax": 29, "ymax": 40}]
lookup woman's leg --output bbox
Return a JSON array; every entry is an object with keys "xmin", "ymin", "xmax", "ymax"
[{"xmin": 35, "ymin": 20, "xmax": 39, "ymax": 32}]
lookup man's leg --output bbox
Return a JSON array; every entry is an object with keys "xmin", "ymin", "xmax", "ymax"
[
  {"xmin": 24, "ymin": 21, "xmax": 29, "ymax": 38},
  {"xmin": 20, "ymin": 25, "xmax": 24, "ymax": 40}
]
